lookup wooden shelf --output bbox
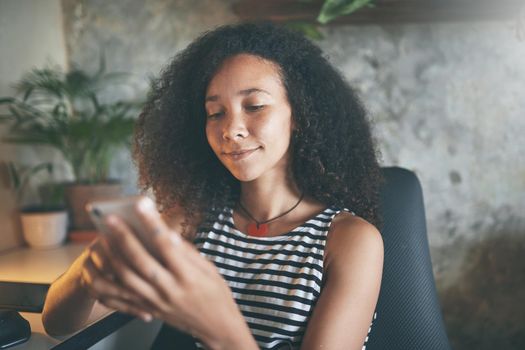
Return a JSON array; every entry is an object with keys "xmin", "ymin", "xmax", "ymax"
[{"xmin": 233, "ymin": 0, "xmax": 524, "ymax": 25}]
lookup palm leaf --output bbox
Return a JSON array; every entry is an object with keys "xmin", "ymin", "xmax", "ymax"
[
  {"xmin": 6, "ymin": 162, "xmax": 21, "ymax": 189},
  {"xmin": 317, "ymin": 0, "xmax": 374, "ymax": 24},
  {"xmin": 16, "ymin": 68, "xmax": 66, "ymax": 99},
  {"xmin": 16, "ymin": 162, "xmax": 53, "ymax": 201},
  {"xmin": 0, "ymin": 97, "xmax": 16, "ymax": 104},
  {"xmin": 22, "ymin": 86, "xmax": 35, "ymax": 102},
  {"xmin": 1, "ymin": 59, "xmax": 143, "ymax": 182}
]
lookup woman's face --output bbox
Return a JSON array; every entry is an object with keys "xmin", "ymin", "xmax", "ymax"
[{"xmin": 205, "ymin": 54, "xmax": 294, "ymax": 183}]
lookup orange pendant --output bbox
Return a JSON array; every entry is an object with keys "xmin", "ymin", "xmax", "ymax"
[{"xmin": 247, "ymin": 223, "xmax": 268, "ymax": 236}]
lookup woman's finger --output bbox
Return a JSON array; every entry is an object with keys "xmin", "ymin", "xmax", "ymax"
[
  {"xmin": 134, "ymin": 198, "xmax": 213, "ymax": 279},
  {"xmin": 81, "ymin": 255, "xmax": 143, "ymax": 305},
  {"xmin": 100, "ymin": 223, "xmax": 175, "ymax": 308},
  {"xmin": 98, "ymin": 296, "xmax": 153, "ymax": 323},
  {"xmin": 88, "ymin": 239, "xmax": 116, "ymax": 280},
  {"xmin": 105, "ymin": 215, "xmax": 171, "ymax": 284},
  {"xmin": 83, "ymin": 256, "xmax": 135, "ymax": 303}
]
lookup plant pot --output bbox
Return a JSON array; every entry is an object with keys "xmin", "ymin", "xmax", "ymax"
[
  {"xmin": 64, "ymin": 181, "xmax": 123, "ymax": 230},
  {"xmin": 20, "ymin": 207, "xmax": 68, "ymax": 249}
]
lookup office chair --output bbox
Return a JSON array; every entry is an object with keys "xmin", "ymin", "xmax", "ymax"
[{"xmin": 365, "ymin": 166, "xmax": 451, "ymax": 350}]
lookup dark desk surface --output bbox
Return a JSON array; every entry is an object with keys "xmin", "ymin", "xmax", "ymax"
[
  {"xmin": 12, "ymin": 311, "xmax": 161, "ymax": 349},
  {"xmin": 12, "ymin": 311, "xmax": 132, "ymax": 349}
]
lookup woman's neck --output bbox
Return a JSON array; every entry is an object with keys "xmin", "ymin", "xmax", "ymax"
[{"xmin": 237, "ymin": 177, "xmax": 302, "ymax": 222}]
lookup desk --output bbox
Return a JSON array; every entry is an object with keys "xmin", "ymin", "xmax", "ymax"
[
  {"xmin": 0, "ymin": 243, "xmax": 87, "ymax": 283},
  {"xmin": 0, "ymin": 243, "xmax": 162, "ymax": 349}
]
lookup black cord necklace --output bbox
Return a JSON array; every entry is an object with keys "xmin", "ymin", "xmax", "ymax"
[{"xmin": 238, "ymin": 192, "xmax": 305, "ymax": 237}]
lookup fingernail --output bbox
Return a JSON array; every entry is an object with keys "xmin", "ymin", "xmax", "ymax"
[
  {"xmin": 142, "ymin": 313, "xmax": 153, "ymax": 322},
  {"xmin": 137, "ymin": 197, "xmax": 155, "ymax": 213}
]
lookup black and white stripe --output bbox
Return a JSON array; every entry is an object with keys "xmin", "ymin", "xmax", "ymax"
[{"xmin": 192, "ymin": 206, "xmax": 374, "ymax": 349}]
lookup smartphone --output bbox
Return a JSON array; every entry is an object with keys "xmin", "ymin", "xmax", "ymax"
[{"xmin": 85, "ymin": 196, "xmax": 160, "ymax": 259}]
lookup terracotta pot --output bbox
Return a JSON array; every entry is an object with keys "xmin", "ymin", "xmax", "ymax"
[
  {"xmin": 20, "ymin": 207, "xmax": 68, "ymax": 249},
  {"xmin": 64, "ymin": 181, "xmax": 123, "ymax": 230}
]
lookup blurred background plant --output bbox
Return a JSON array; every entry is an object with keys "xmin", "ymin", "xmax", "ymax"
[
  {"xmin": 5, "ymin": 161, "xmax": 64, "ymax": 212},
  {"xmin": 317, "ymin": 0, "xmax": 374, "ymax": 23},
  {"xmin": 287, "ymin": 0, "xmax": 375, "ymax": 39},
  {"xmin": 0, "ymin": 57, "xmax": 142, "ymax": 184}
]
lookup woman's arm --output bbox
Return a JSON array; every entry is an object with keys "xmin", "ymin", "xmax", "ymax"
[
  {"xmin": 41, "ymin": 248, "xmax": 113, "ymax": 336},
  {"xmin": 43, "ymin": 198, "xmax": 258, "ymax": 348},
  {"xmin": 41, "ymin": 201, "xmax": 194, "ymax": 336},
  {"xmin": 301, "ymin": 214, "xmax": 384, "ymax": 350}
]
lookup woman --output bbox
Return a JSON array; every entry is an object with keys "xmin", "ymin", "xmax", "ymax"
[{"xmin": 42, "ymin": 22, "xmax": 384, "ymax": 349}]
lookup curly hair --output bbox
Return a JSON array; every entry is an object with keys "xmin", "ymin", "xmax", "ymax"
[{"xmin": 133, "ymin": 22, "xmax": 384, "ymax": 234}]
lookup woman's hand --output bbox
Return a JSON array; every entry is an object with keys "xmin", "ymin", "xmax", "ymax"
[
  {"xmin": 79, "ymin": 234, "xmax": 154, "ymax": 322},
  {"xmin": 80, "ymin": 197, "xmax": 251, "ymax": 348}
]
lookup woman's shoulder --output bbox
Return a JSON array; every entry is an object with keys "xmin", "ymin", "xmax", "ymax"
[{"xmin": 325, "ymin": 209, "xmax": 383, "ymax": 271}]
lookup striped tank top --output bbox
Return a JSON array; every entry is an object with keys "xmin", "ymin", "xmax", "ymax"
[{"xmin": 191, "ymin": 205, "xmax": 375, "ymax": 349}]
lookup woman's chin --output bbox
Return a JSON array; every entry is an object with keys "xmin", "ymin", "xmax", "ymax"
[
  {"xmin": 231, "ymin": 171, "xmax": 260, "ymax": 183},
  {"xmin": 224, "ymin": 166, "xmax": 262, "ymax": 183}
]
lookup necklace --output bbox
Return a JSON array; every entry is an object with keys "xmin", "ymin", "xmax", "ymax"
[{"xmin": 238, "ymin": 193, "xmax": 305, "ymax": 237}]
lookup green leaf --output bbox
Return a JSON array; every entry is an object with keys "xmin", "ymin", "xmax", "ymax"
[
  {"xmin": 22, "ymin": 87, "xmax": 34, "ymax": 102},
  {"xmin": 18, "ymin": 163, "xmax": 53, "ymax": 195},
  {"xmin": 317, "ymin": 0, "xmax": 374, "ymax": 24},
  {"xmin": 0, "ymin": 97, "xmax": 16, "ymax": 104},
  {"xmin": 6, "ymin": 162, "xmax": 21, "ymax": 189},
  {"xmin": 7, "ymin": 103, "xmax": 47, "ymax": 125},
  {"xmin": 40, "ymin": 181, "xmax": 65, "ymax": 207},
  {"xmin": 16, "ymin": 67, "xmax": 66, "ymax": 100},
  {"xmin": 8, "ymin": 105, "xmax": 26, "ymax": 123}
]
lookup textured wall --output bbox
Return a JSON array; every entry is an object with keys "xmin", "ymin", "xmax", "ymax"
[
  {"xmin": 60, "ymin": 0, "xmax": 525, "ymax": 348},
  {"xmin": 316, "ymin": 23, "xmax": 525, "ymax": 285}
]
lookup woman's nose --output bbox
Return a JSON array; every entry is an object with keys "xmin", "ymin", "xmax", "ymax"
[{"xmin": 222, "ymin": 112, "xmax": 248, "ymax": 140}]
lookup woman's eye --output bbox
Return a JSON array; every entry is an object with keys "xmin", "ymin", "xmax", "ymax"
[
  {"xmin": 207, "ymin": 111, "xmax": 223, "ymax": 119},
  {"xmin": 246, "ymin": 105, "xmax": 264, "ymax": 112}
]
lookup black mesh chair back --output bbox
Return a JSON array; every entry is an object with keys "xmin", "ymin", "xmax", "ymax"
[{"xmin": 366, "ymin": 167, "xmax": 451, "ymax": 350}]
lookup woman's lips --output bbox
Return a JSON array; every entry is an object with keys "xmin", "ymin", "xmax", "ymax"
[{"xmin": 224, "ymin": 147, "xmax": 260, "ymax": 160}]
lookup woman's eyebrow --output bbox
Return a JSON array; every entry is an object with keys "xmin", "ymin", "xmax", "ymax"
[
  {"xmin": 205, "ymin": 88, "xmax": 271, "ymax": 103},
  {"xmin": 239, "ymin": 88, "xmax": 271, "ymax": 97}
]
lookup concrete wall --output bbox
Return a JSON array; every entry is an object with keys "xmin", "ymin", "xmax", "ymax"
[
  {"xmin": 0, "ymin": 0, "xmax": 68, "ymax": 251},
  {"xmin": 317, "ymin": 22, "xmax": 525, "ymax": 284}
]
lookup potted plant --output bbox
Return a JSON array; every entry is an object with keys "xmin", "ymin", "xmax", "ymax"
[
  {"xmin": 0, "ymin": 58, "xmax": 142, "ymax": 230},
  {"xmin": 6, "ymin": 162, "xmax": 68, "ymax": 249}
]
